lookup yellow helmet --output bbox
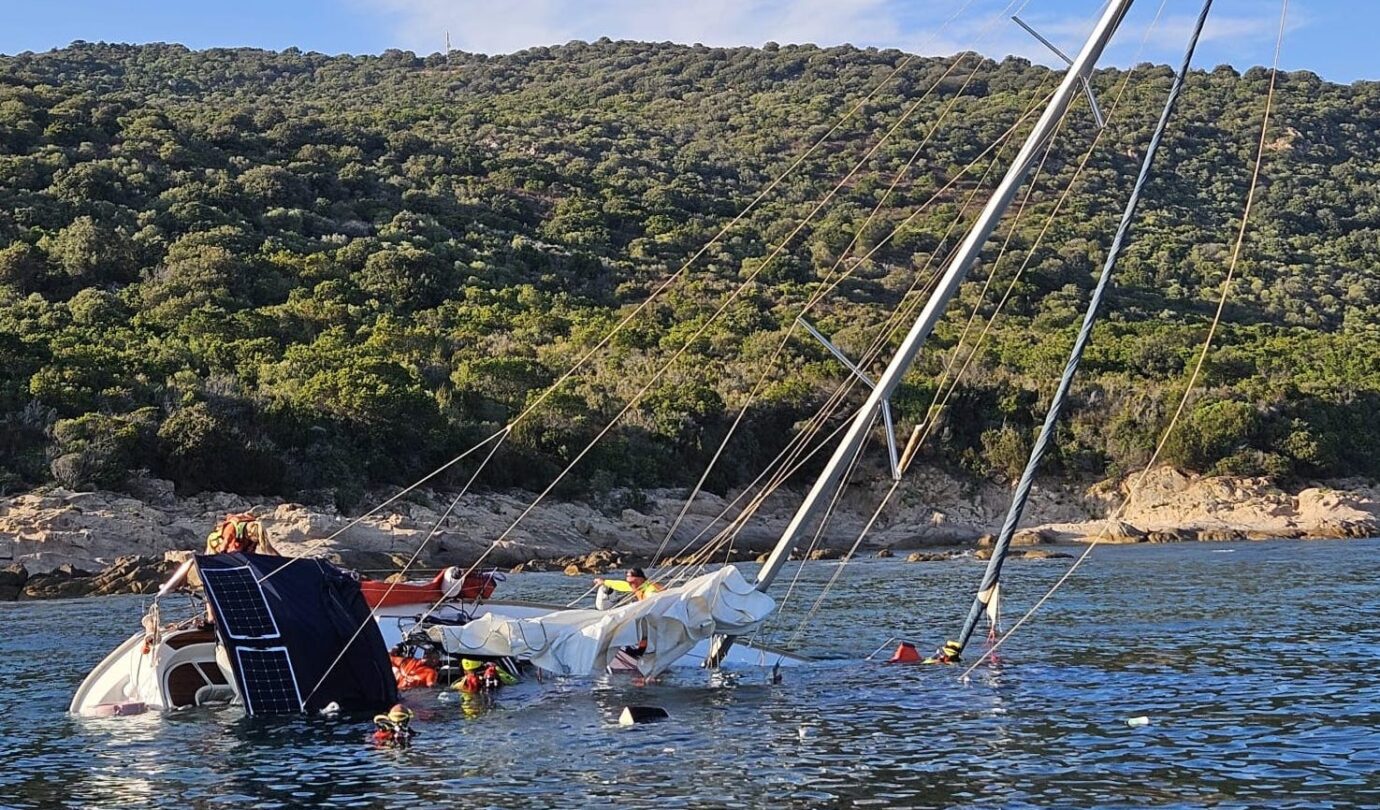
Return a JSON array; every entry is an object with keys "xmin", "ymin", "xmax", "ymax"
[
  {"xmin": 387, "ymin": 704, "xmax": 413, "ymax": 723},
  {"xmin": 461, "ymin": 658, "xmax": 483, "ymax": 672},
  {"xmin": 943, "ymin": 640, "xmax": 962, "ymax": 655}
]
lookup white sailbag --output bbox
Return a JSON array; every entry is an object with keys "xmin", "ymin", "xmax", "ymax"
[{"xmin": 442, "ymin": 566, "xmax": 775, "ymax": 677}]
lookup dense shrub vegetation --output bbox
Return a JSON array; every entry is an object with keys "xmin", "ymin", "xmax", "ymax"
[{"xmin": 1, "ymin": 40, "xmax": 1378, "ymax": 504}]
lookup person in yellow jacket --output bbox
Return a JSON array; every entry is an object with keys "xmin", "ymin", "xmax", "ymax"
[
  {"xmin": 924, "ymin": 640, "xmax": 963, "ymax": 665},
  {"xmin": 455, "ymin": 659, "xmax": 518, "ymax": 693},
  {"xmin": 594, "ymin": 567, "xmax": 664, "ymax": 602},
  {"xmin": 593, "ymin": 568, "xmax": 665, "ymax": 659}
]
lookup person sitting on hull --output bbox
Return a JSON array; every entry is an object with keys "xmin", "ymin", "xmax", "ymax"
[
  {"xmin": 185, "ymin": 513, "xmax": 280, "ymax": 622},
  {"xmin": 593, "ymin": 567, "xmax": 664, "ymax": 609},
  {"xmin": 205, "ymin": 512, "xmax": 277, "ymax": 555}
]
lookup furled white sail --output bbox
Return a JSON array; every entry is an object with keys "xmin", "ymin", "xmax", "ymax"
[{"xmin": 438, "ymin": 566, "xmax": 775, "ymax": 677}]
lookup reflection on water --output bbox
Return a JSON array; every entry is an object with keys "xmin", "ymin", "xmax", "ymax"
[{"xmin": 3, "ymin": 539, "xmax": 1380, "ymax": 808}]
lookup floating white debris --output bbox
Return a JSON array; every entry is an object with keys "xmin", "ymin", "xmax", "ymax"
[
  {"xmin": 1126, "ymin": 716, "xmax": 1150, "ymax": 727},
  {"xmin": 619, "ymin": 706, "xmax": 669, "ymax": 725}
]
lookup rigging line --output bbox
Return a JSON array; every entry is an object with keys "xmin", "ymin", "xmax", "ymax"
[
  {"xmin": 447, "ymin": 163, "xmax": 872, "ymax": 593},
  {"xmin": 651, "ymin": 383, "xmax": 865, "ymax": 586},
  {"xmin": 850, "ymin": 103, "xmax": 1069, "ymax": 405},
  {"xmin": 725, "ymin": 405, "xmax": 873, "ymax": 578},
  {"xmin": 643, "ymin": 75, "xmax": 1026, "ymax": 576},
  {"xmin": 807, "ymin": 84, "xmax": 1058, "ymax": 315},
  {"xmin": 644, "ymin": 50, "xmax": 985, "ymax": 573},
  {"xmin": 256, "ymin": 426, "xmax": 510, "ymax": 584},
  {"xmin": 648, "ymin": 79, "xmax": 1060, "ymax": 575},
  {"xmin": 958, "ymin": 0, "xmax": 1285, "ymax": 681},
  {"xmin": 774, "ymin": 101, "xmax": 1057, "ymax": 513},
  {"xmin": 657, "ymin": 409, "xmax": 864, "ymax": 589},
  {"xmin": 925, "ymin": 112, "xmax": 1071, "ymax": 397},
  {"xmin": 663, "ymin": 125, "xmax": 1026, "ymax": 583},
  {"xmin": 439, "ymin": 36, "xmax": 1025, "ymax": 598},
  {"xmin": 784, "ymin": 474, "xmax": 905, "ymax": 651},
  {"xmin": 801, "ymin": 83, "xmax": 1064, "ymax": 395},
  {"xmin": 299, "ymin": 428, "xmax": 510, "ymax": 705},
  {"xmin": 950, "ymin": 0, "xmax": 1211, "ymax": 657},
  {"xmin": 751, "ymin": 428, "xmax": 873, "ymax": 645},
  {"xmin": 644, "ymin": 0, "xmax": 1043, "ymax": 573},
  {"xmin": 476, "ymin": 0, "xmax": 993, "ymax": 437},
  {"xmin": 657, "ymin": 124, "xmax": 1038, "ymax": 591},
  {"xmin": 646, "ymin": 46, "xmax": 1002, "ymax": 572},
  {"xmin": 733, "ymin": 89, "xmax": 1076, "ymax": 623},
  {"xmin": 268, "ymin": 5, "xmax": 985, "ymax": 588},
  {"xmin": 896, "ymin": 0, "xmax": 1173, "ymax": 425},
  {"xmin": 756, "ymin": 125, "xmax": 1063, "ymax": 616},
  {"xmin": 812, "ymin": 71, "xmax": 1064, "ymax": 361},
  {"xmin": 495, "ymin": 9, "xmax": 970, "ymax": 433},
  {"xmin": 798, "ymin": 3, "xmax": 1038, "ymax": 316}
]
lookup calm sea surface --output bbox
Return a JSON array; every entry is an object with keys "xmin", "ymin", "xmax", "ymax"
[{"xmin": 2, "ymin": 539, "xmax": 1378, "ymax": 809}]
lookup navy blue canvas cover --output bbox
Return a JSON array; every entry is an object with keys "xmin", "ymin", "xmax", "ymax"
[{"xmin": 196, "ymin": 552, "xmax": 398, "ymax": 715}]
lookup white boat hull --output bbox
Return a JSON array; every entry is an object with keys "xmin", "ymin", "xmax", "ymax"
[{"xmin": 70, "ymin": 625, "xmax": 236, "ymax": 716}]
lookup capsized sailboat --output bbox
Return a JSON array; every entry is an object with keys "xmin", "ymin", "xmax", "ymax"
[{"xmin": 72, "ymin": 552, "xmax": 787, "ymax": 716}]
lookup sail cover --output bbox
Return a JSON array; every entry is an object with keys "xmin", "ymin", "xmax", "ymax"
[
  {"xmin": 441, "ymin": 566, "xmax": 776, "ymax": 677},
  {"xmin": 196, "ymin": 552, "xmax": 398, "ymax": 715}
]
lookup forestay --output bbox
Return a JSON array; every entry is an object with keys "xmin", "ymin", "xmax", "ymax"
[{"xmin": 439, "ymin": 566, "xmax": 775, "ymax": 677}]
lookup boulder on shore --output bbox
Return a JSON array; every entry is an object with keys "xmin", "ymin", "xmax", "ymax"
[
  {"xmin": 0, "ymin": 564, "xmax": 28, "ymax": 601},
  {"xmin": 19, "ymin": 556, "xmax": 180, "ymax": 599},
  {"xmin": 1012, "ymin": 528, "xmax": 1055, "ymax": 546},
  {"xmin": 905, "ymin": 550, "xmax": 958, "ymax": 562}
]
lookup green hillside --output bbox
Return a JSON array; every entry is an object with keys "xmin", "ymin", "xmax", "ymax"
[{"xmin": 2, "ymin": 40, "xmax": 1378, "ymax": 505}]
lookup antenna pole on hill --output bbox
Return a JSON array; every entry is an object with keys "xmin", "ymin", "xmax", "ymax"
[{"xmin": 707, "ymin": 0, "xmax": 1137, "ymax": 666}]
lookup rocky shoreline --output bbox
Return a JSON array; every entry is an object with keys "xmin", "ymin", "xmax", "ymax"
[{"xmin": 1, "ymin": 466, "xmax": 1376, "ymax": 600}]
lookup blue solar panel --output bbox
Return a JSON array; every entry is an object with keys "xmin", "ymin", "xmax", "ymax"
[
  {"xmin": 201, "ymin": 565, "xmax": 281, "ymax": 641},
  {"xmin": 235, "ymin": 647, "xmax": 303, "ymax": 715}
]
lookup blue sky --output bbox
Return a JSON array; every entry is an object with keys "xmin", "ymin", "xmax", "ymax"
[{"xmin": 0, "ymin": 1, "xmax": 1370, "ymax": 83}]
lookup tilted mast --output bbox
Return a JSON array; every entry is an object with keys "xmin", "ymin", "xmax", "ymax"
[
  {"xmin": 708, "ymin": 0, "xmax": 1137, "ymax": 663},
  {"xmin": 951, "ymin": 0, "xmax": 1216, "ymax": 657}
]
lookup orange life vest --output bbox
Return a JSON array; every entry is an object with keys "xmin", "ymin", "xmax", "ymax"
[
  {"xmin": 391, "ymin": 655, "xmax": 439, "ymax": 690},
  {"xmin": 205, "ymin": 513, "xmax": 271, "ymax": 555},
  {"xmin": 458, "ymin": 672, "xmax": 483, "ymax": 694}
]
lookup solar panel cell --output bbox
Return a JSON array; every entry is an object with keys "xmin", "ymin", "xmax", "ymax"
[
  {"xmin": 235, "ymin": 647, "xmax": 303, "ymax": 715},
  {"xmin": 201, "ymin": 566, "xmax": 281, "ymax": 640}
]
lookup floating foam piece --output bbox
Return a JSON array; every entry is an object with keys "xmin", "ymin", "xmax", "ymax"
[{"xmin": 619, "ymin": 706, "xmax": 669, "ymax": 725}]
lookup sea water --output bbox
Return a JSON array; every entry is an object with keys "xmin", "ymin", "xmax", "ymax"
[{"xmin": 2, "ymin": 539, "xmax": 1378, "ymax": 808}]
